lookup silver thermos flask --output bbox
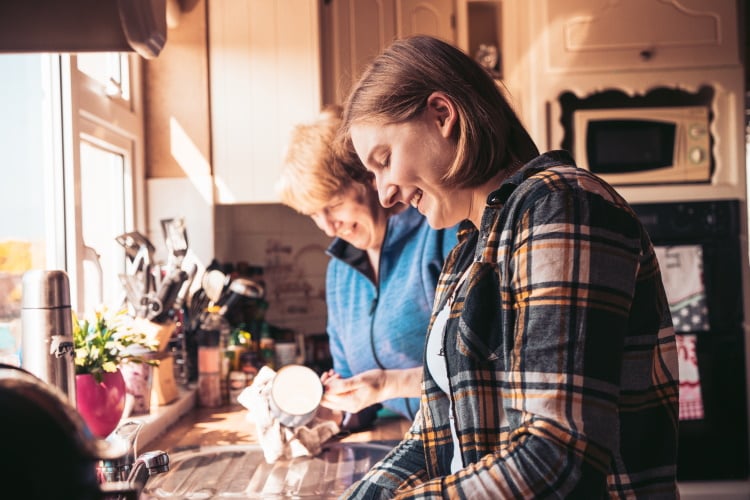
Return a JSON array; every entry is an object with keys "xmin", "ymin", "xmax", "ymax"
[{"xmin": 21, "ymin": 269, "xmax": 77, "ymax": 406}]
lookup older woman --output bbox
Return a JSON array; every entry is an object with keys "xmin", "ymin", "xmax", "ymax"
[
  {"xmin": 277, "ymin": 106, "xmax": 457, "ymax": 430},
  {"xmin": 339, "ymin": 36, "xmax": 679, "ymax": 498}
]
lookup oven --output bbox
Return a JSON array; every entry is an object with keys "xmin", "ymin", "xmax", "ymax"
[{"xmin": 631, "ymin": 199, "xmax": 749, "ymax": 481}]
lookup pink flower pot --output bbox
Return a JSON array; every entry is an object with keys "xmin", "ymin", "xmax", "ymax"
[{"xmin": 76, "ymin": 370, "xmax": 127, "ymax": 438}]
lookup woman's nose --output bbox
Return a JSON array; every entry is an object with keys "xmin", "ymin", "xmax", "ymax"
[{"xmin": 376, "ymin": 176, "xmax": 398, "ymax": 208}]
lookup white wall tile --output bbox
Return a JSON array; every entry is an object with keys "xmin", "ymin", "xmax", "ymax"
[{"xmin": 216, "ymin": 203, "xmax": 332, "ymax": 335}]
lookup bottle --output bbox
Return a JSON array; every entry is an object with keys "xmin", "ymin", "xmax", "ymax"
[
  {"xmin": 225, "ymin": 325, "xmax": 250, "ymax": 372},
  {"xmin": 258, "ymin": 322, "xmax": 275, "ymax": 369},
  {"xmin": 197, "ymin": 325, "xmax": 221, "ymax": 408},
  {"xmin": 20, "ymin": 270, "xmax": 76, "ymax": 406},
  {"xmin": 201, "ymin": 306, "xmax": 232, "ymax": 404}
]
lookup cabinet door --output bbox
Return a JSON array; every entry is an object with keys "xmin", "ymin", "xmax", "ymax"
[
  {"xmin": 396, "ymin": 0, "xmax": 455, "ymax": 41},
  {"xmin": 209, "ymin": 0, "xmax": 321, "ymax": 204},
  {"xmin": 322, "ymin": 0, "xmax": 455, "ymax": 105},
  {"xmin": 541, "ymin": 0, "xmax": 739, "ymax": 73},
  {"xmin": 322, "ymin": 0, "xmax": 397, "ymax": 105}
]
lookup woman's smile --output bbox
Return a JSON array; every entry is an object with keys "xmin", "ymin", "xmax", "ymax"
[
  {"xmin": 408, "ymin": 189, "xmax": 423, "ymax": 210},
  {"xmin": 338, "ymin": 223, "xmax": 355, "ymax": 237}
]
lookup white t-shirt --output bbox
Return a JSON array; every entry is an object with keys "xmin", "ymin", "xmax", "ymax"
[{"xmin": 425, "ymin": 300, "xmax": 464, "ymax": 474}]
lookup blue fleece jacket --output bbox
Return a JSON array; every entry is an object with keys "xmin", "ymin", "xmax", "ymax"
[{"xmin": 325, "ymin": 207, "xmax": 458, "ymax": 427}]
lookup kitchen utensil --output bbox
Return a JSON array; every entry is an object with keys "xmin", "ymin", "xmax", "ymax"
[
  {"xmin": 119, "ymin": 272, "xmax": 148, "ymax": 317},
  {"xmin": 116, "ymin": 231, "xmax": 157, "ymax": 316},
  {"xmin": 161, "ymin": 217, "xmax": 189, "ymax": 269},
  {"xmin": 201, "ymin": 269, "xmax": 227, "ymax": 304},
  {"xmin": 186, "ymin": 287, "xmax": 210, "ymax": 333},
  {"xmin": 174, "ymin": 262, "xmax": 198, "ymax": 310},
  {"xmin": 147, "ymin": 268, "xmax": 189, "ymax": 323},
  {"xmin": 116, "ymin": 231, "xmax": 156, "ymax": 265},
  {"xmin": 216, "ymin": 277, "xmax": 265, "ymax": 317}
]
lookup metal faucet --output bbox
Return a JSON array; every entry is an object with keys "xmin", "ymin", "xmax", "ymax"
[{"xmin": 96, "ymin": 420, "xmax": 170, "ymax": 499}]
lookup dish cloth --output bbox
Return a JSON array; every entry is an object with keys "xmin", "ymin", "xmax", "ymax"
[
  {"xmin": 654, "ymin": 244, "xmax": 710, "ymax": 332},
  {"xmin": 237, "ymin": 366, "xmax": 340, "ymax": 464}
]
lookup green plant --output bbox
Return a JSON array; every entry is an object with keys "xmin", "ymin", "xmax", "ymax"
[{"xmin": 73, "ymin": 307, "xmax": 159, "ymax": 383}]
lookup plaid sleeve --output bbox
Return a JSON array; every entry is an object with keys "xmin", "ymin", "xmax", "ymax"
[{"xmin": 343, "ymin": 420, "xmax": 428, "ymax": 499}]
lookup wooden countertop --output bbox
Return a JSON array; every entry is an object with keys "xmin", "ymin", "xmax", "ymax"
[{"xmin": 144, "ymin": 403, "xmax": 411, "ymax": 453}]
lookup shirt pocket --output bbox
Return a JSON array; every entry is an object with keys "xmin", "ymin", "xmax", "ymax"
[{"xmin": 453, "ymin": 266, "xmax": 506, "ymax": 364}]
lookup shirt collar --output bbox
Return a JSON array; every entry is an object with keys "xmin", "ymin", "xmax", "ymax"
[{"xmin": 485, "ymin": 150, "xmax": 576, "ymax": 207}]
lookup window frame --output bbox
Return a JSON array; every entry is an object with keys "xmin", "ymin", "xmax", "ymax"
[{"xmin": 62, "ymin": 52, "xmax": 146, "ymax": 312}]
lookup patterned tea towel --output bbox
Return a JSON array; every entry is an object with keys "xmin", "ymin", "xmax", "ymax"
[{"xmin": 655, "ymin": 245, "xmax": 710, "ymax": 332}]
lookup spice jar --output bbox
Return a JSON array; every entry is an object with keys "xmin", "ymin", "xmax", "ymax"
[{"xmin": 227, "ymin": 371, "xmax": 246, "ymax": 405}]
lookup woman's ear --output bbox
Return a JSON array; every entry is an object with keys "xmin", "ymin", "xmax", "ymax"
[{"xmin": 426, "ymin": 91, "xmax": 457, "ymax": 138}]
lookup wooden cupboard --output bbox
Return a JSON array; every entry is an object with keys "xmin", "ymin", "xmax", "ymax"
[
  {"xmin": 210, "ymin": 0, "xmax": 464, "ymax": 204},
  {"xmin": 540, "ymin": 0, "xmax": 740, "ymax": 74},
  {"xmin": 208, "ymin": 0, "xmax": 519, "ymax": 203},
  {"xmin": 208, "ymin": 0, "xmax": 322, "ymax": 204},
  {"xmin": 321, "ymin": 0, "xmax": 456, "ymax": 105}
]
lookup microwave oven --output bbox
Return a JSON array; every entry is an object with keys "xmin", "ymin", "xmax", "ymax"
[{"xmin": 573, "ymin": 106, "xmax": 711, "ymax": 186}]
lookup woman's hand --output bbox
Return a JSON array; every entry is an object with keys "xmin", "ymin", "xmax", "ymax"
[
  {"xmin": 314, "ymin": 404, "xmax": 344, "ymax": 427},
  {"xmin": 320, "ymin": 367, "xmax": 422, "ymax": 413}
]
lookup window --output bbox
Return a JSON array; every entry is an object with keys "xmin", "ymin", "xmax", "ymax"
[
  {"xmin": 77, "ymin": 53, "xmax": 131, "ymax": 102},
  {"xmin": 0, "ymin": 51, "xmax": 145, "ymax": 355},
  {"xmin": 79, "ymin": 135, "xmax": 130, "ymax": 311},
  {"xmin": 69, "ymin": 51, "xmax": 146, "ymax": 313}
]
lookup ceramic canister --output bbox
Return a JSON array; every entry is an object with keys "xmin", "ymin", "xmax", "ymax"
[{"xmin": 268, "ymin": 364, "xmax": 323, "ymax": 428}]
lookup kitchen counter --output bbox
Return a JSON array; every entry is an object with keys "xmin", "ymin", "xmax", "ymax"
[
  {"xmin": 138, "ymin": 403, "xmax": 411, "ymax": 498},
  {"xmin": 144, "ymin": 403, "xmax": 411, "ymax": 453},
  {"xmin": 141, "ymin": 402, "xmax": 750, "ymax": 500}
]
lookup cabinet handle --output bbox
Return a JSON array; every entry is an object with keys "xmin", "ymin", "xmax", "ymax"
[{"xmin": 639, "ymin": 48, "xmax": 654, "ymax": 61}]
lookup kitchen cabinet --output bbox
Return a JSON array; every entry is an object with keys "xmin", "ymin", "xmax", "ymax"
[
  {"xmin": 321, "ymin": 0, "xmax": 455, "ymax": 105},
  {"xmin": 209, "ymin": 0, "xmax": 321, "ymax": 204},
  {"xmin": 539, "ymin": 0, "xmax": 740, "ymax": 74},
  {"xmin": 501, "ymin": 0, "xmax": 746, "ymax": 206}
]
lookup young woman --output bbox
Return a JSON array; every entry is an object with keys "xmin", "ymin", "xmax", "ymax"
[
  {"xmin": 339, "ymin": 36, "xmax": 679, "ymax": 498},
  {"xmin": 277, "ymin": 106, "xmax": 458, "ymax": 430}
]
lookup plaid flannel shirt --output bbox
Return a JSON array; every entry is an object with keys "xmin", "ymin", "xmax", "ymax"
[{"xmin": 344, "ymin": 151, "xmax": 679, "ymax": 499}]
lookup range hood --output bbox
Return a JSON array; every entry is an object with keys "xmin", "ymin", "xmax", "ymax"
[{"xmin": 0, "ymin": 0, "xmax": 167, "ymax": 59}]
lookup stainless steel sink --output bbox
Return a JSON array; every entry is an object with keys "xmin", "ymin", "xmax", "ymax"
[{"xmin": 141, "ymin": 442, "xmax": 395, "ymax": 499}]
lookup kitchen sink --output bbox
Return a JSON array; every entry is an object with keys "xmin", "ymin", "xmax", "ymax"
[{"xmin": 141, "ymin": 441, "xmax": 396, "ymax": 499}]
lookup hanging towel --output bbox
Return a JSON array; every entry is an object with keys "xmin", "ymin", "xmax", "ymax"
[
  {"xmin": 654, "ymin": 245, "xmax": 710, "ymax": 332},
  {"xmin": 676, "ymin": 333, "xmax": 704, "ymax": 420}
]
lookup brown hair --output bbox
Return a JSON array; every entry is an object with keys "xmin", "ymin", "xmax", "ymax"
[
  {"xmin": 277, "ymin": 105, "xmax": 370, "ymax": 214},
  {"xmin": 340, "ymin": 35, "xmax": 538, "ymax": 188}
]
